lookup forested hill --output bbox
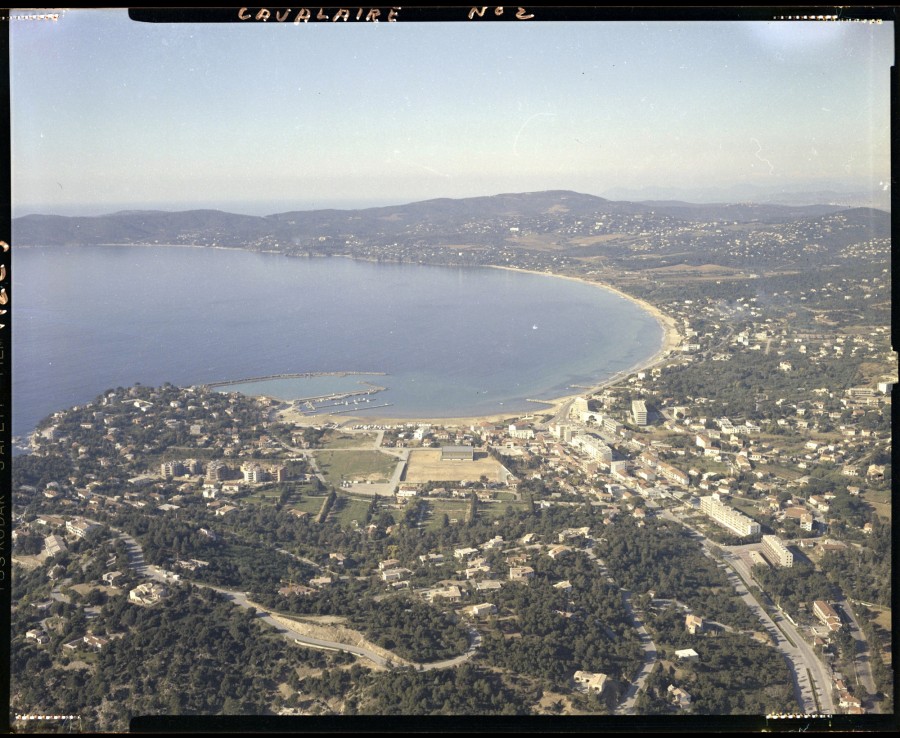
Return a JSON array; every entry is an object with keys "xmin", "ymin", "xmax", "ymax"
[{"xmin": 12, "ymin": 190, "xmax": 890, "ymax": 273}]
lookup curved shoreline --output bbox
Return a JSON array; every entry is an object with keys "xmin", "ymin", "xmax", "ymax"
[
  {"xmin": 19, "ymin": 245, "xmax": 682, "ymax": 434},
  {"xmin": 287, "ymin": 264, "xmax": 681, "ymax": 428},
  {"xmin": 487, "ymin": 264, "xmax": 682, "ymax": 371}
]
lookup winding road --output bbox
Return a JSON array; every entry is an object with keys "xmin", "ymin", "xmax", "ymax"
[
  {"xmin": 105, "ymin": 521, "xmax": 479, "ymax": 671},
  {"xmin": 583, "ymin": 542, "xmax": 659, "ymax": 715},
  {"xmin": 835, "ymin": 598, "xmax": 881, "ymax": 713}
]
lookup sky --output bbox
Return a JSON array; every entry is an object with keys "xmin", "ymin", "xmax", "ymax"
[{"xmin": 9, "ymin": 9, "xmax": 894, "ymax": 216}]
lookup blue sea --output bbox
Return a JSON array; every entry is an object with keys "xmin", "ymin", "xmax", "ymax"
[{"xmin": 12, "ymin": 245, "xmax": 662, "ymax": 438}]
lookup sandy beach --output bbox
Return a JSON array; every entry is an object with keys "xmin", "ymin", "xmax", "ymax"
[
  {"xmin": 282, "ymin": 266, "xmax": 682, "ymax": 429},
  {"xmin": 487, "ymin": 264, "xmax": 682, "ymax": 362}
]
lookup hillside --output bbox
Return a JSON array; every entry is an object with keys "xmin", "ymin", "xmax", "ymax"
[{"xmin": 12, "ymin": 190, "xmax": 890, "ymax": 274}]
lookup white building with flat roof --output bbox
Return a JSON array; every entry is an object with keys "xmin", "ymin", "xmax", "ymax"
[
  {"xmin": 762, "ymin": 535, "xmax": 794, "ymax": 568},
  {"xmin": 66, "ymin": 518, "xmax": 100, "ymax": 539},
  {"xmin": 574, "ymin": 670, "xmax": 609, "ymax": 694},
  {"xmin": 469, "ymin": 603, "xmax": 497, "ymax": 617},
  {"xmin": 700, "ymin": 496, "xmax": 760, "ymax": 537},
  {"xmin": 632, "ymin": 400, "xmax": 648, "ymax": 426},
  {"xmin": 570, "ymin": 434, "xmax": 612, "ymax": 464}
]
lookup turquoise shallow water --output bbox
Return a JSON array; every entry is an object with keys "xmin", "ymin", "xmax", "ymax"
[{"xmin": 12, "ymin": 245, "xmax": 662, "ymax": 436}]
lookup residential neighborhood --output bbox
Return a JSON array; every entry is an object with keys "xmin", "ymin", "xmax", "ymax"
[
  {"xmin": 9, "ymin": 189, "xmax": 894, "ymax": 730},
  {"xmin": 11, "ymin": 306, "xmax": 893, "ymax": 725}
]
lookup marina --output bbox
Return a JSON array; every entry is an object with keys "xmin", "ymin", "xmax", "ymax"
[
  {"xmin": 289, "ymin": 386, "xmax": 389, "ymax": 415},
  {"xmin": 214, "ymin": 374, "xmax": 390, "ymax": 415},
  {"xmin": 323, "ymin": 402, "xmax": 394, "ymax": 415}
]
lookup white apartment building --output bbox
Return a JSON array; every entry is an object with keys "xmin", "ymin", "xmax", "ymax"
[
  {"xmin": 569, "ymin": 434, "xmax": 613, "ymax": 464},
  {"xmin": 700, "ymin": 496, "xmax": 760, "ymax": 537},
  {"xmin": 762, "ymin": 535, "xmax": 794, "ymax": 567},
  {"xmin": 632, "ymin": 399, "xmax": 648, "ymax": 426}
]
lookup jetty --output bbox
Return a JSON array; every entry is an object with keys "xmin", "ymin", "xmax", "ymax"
[
  {"xmin": 205, "ymin": 370, "xmax": 386, "ymax": 389},
  {"xmin": 310, "ymin": 403, "xmax": 393, "ymax": 415}
]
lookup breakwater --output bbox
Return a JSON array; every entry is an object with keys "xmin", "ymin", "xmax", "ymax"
[{"xmin": 205, "ymin": 370, "xmax": 387, "ymax": 389}]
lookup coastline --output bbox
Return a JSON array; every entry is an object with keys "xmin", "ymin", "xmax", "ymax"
[
  {"xmin": 18, "ymin": 245, "xmax": 682, "ymax": 436},
  {"xmin": 487, "ymin": 264, "xmax": 682, "ymax": 364},
  {"xmin": 293, "ymin": 264, "xmax": 681, "ymax": 429},
  {"xmin": 127, "ymin": 249, "xmax": 682, "ymax": 428}
]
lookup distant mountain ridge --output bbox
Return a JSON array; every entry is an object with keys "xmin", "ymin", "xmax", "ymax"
[
  {"xmin": 13, "ymin": 189, "xmax": 888, "ymax": 248},
  {"xmin": 602, "ymin": 183, "xmax": 892, "ymax": 211}
]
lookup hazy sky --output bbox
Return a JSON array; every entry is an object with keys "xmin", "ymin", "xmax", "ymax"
[{"xmin": 10, "ymin": 9, "xmax": 894, "ymax": 215}]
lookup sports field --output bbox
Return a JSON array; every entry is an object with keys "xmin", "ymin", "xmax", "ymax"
[{"xmin": 403, "ymin": 449, "xmax": 506, "ymax": 484}]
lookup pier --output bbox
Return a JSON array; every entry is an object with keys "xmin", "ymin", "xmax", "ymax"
[
  {"xmin": 288, "ymin": 383, "xmax": 386, "ymax": 406},
  {"xmin": 307, "ymin": 403, "xmax": 394, "ymax": 415}
]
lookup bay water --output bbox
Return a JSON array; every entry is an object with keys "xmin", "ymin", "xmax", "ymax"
[{"xmin": 12, "ymin": 245, "xmax": 662, "ymax": 439}]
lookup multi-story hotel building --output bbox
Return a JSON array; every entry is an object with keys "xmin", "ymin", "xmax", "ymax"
[
  {"xmin": 570, "ymin": 434, "xmax": 613, "ymax": 464},
  {"xmin": 160, "ymin": 460, "xmax": 185, "ymax": 478},
  {"xmin": 241, "ymin": 462, "xmax": 266, "ymax": 483}
]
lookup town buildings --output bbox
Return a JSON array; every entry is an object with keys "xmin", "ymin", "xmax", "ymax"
[
  {"xmin": 700, "ymin": 496, "xmax": 761, "ymax": 537},
  {"xmin": 762, "ymin": 535, "xmax": 794, "ymax": 568},
  {"xmin": 812, "ymin": 600, "xmax": 842, "ymax": 632},
  {"xmin": 631, "ymin": 399, "xmax": 648, "ymax": 426}
]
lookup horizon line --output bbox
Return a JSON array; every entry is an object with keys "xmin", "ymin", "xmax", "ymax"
[{"xmin": 12, "ymin": 186, "xmax": 892, "ymax": 220}]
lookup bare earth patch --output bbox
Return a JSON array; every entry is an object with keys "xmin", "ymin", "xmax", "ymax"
[{"xmin": 403, "ymin": 449, "xmax": 506, "ymax": 484}]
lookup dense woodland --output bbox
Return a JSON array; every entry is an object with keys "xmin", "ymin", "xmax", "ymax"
[
  {"xmin": 597, "ymin": 518, "xmax": 761, "ymax": 631},
  {"xmin": 752, "ymin": 561, "xmax": 836, "ymax": 621},
  {"xmin": 11, "ymin": 585, "xmax": 350, "ymax": 731},
  {"xmin": 652, "ymin": 346, "xmax": 874, "ymax": 420},
  {"xmin": 355, "ymin": 664, "xmax": 531, "ymax": 715},
  {"xmin": 636, "ymin": 634, "xmax": 796, "ymax": 715},
  {"xmin": 820, "ymin": 520, "xmax": 892, "ymax": 608},
  {"xmin": 12, "ymin": 487, "xmax": 807, "ymax": 727}
]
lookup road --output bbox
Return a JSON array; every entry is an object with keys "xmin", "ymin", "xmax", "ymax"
[
  {"xmin": 276, "ymin": 548, "xmax": 321, "ymax": 571},
  {"xmin": 341, "ymin": 446, "xmax": 409, "ymax": 498},
  {"xmin": 215, "ymin": 588, "xmax": 481, "ymax": 671},
  {"xmin": 273, "ymin": 438, "xmax": 328, "ymax": 487},
  {"xmin": 660, "ymin": 511, "xmax": 835, "ymax": 714},
  {"xmin": 281, "ymin": 429, "xmax": 409, "ymax": 498},
  {"xmin": 615, "ymin": 590, "xmax": 659, "ymax": 715},
  {"xmin": 417, "ymin": 628, "xmax": 483, "ymax": 672},
  {"xmin": 105, "ymin": 520, "xmax": 479, "ymax": 671},
  {"xmin": 115, "ymin": 530, "xmax": 157, "ymax": 580},
  {"xmin": 217, "ymin": 589, "xmax": 397, "ymax": 668},
  {"xmin": 720, "ymin": 550, "xmax": 824, "ymax": 713},
  {"xmin": 583, "ymin": 543, "xmax": 659, "ymax": 714},
  {"xmin": 836, "ymin": 598, "xmax": 880, "ymax": 713},
  {"xmin": 720, "ymin": 546, "xmax": 835, "ymax": 714},
  {"xmin": 542, "ymin": 397, "xmax": 574, "ymax": 430}
]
